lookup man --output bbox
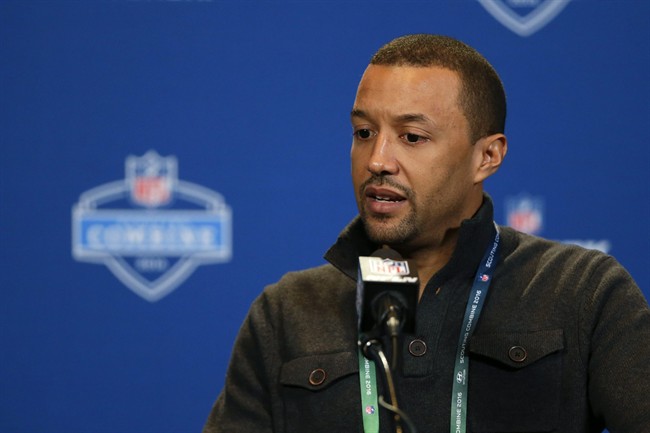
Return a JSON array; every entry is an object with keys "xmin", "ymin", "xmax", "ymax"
[{"xmin": 203, "ymin": 34, "xmax": 649, "ymax": 433}]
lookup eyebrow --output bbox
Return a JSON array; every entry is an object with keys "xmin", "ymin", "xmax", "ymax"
[
  {"xmin": 350, "ymin": 109, "xmax": 368, "ymax": 120},
  {"xmin": 395, "ymin": 113, "xmax": 431, "ymax": 124},
  {"xmin": 351, "ymin": 109, "xmax": 433, "ymax": 126}
]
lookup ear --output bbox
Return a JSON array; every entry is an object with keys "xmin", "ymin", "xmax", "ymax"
[{"xmin": 473, "ymin": 133, "xmax": 507, "ymax": 184}]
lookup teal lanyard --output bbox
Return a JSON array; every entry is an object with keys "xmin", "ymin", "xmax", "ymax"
[
  {"xmin": 450, "ymin": 226, "xmax": 499, "ymax": 433},
  {"xmin": 358, "ymin": 347, "xmax": 380, "ymax": 433},
  {"xmin": 359, "ymin": 225, "xmax": 500, "ymax": 433}
]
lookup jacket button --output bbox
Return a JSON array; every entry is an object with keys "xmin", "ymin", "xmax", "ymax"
[
  {"xmin": 308, "ymin": 368, "xmax": 327, "ymax": 386},
  {"xmin": 508, "ymin": 346, "xmax": 527, "ymax": 363},
  {"xmin": 408, "ymin": 339, "xmax": 427, "ymax": 357}
]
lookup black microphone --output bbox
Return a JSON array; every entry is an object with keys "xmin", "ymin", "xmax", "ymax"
[{"xmin": 356, "ymin": 247, "xmax": 419, "ymax": 338}]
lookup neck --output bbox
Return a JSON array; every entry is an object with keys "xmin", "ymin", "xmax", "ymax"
[
  {"xmin": 395, "ymin": 194, "xmax": 485, "ymax": 299},
  {"xmin": 397, "ymin": 227, "xmax": 460, "ymax": 299}
]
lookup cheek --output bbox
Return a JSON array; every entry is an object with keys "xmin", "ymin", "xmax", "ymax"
[
  {"xmin": 350, "ymin": 146, "xmax": 360, "ymax": 171},
  {"xmin": 409, "ymin": 162, "xmax": 458, "ymax": 203},
  {"xmin": 350, "ymin": 165, "xmax": 365, "ymax": 199},
  {"xmin": 350, "ymin": 148, "xmax": 367, "ymax": 182}
]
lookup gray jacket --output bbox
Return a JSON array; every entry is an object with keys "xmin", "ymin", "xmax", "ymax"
[{"xmin": 204, "ymin": 197, "xmax": 650, "ymax": 433}]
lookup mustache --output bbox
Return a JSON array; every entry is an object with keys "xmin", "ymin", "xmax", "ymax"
[{"xmin": 359, "ymin": 175, "xmax": 413, "ymax": 199}]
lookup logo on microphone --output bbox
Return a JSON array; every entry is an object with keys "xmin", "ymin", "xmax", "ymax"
[
  {"xmin": 477, "ymin": 0, "xmax": 572, "ymax": 37},
  {"xmin": 369, "ymin": 258, "xmax": 410, "ymax": 276},
  {"xmin": 72, "ymin": 150, "xmax": 232, "ymax": 302}
]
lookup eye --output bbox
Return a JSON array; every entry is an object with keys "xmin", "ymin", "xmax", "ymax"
[
  {"xmin": 401, "ymin": 133, "xmax": 427, "ymax": 144},
  {"xmin": 353, "ymin": 129, "xmax": 374, "ymax": 140}
]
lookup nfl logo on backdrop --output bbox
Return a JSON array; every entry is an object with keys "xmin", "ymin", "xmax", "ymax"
[
  {"xmin": 505, "ymin": 192, "xmax": 611, "ymax": 253},
  {"xmin": 127, "ymin": 152, "xmax": 175, "ymax": 207},
  {"xmin": 477, "ymin": 0, "xmax": 572, "ymax": 37},
  {"xmin": 506, "ymin": 194, "xmax": 544, "ymax": 235},
  {"xmin": 72, "ymin": 150, "xmax": 232, "ymax": 302}
]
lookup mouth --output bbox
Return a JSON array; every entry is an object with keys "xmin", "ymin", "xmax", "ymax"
[
  {"xmin": 366, "ymin": 188, "xmax": 406, "ymax": 202},
  {"xmin": 363, "ymin": 185, "xmax": 407, "ymax": 214}
]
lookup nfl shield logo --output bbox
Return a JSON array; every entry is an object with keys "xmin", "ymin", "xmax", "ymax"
[
  {"xmin": 72, "ymin": 150, "xmax": 232, "ymax": 302},
  {"xmin": 506, "ymin": 194, "xmax": 544, "ymax": 235},
  {"xmin": 477, "ymin": 0, "xmax": 572, "ymax": 37},
  {"xmin": 126, "ymin": 150, "xmax": 176, "ymax": 207}
]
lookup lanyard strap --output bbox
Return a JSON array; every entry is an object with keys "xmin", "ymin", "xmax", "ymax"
[
  {"xmin": 358, "ymin": 347, "xmax": 380, "ymax": 433},
  {"xmin": 450, "ymin": 225, "xmax": 500, "ymax": 433},
  {"xmin": 359, "ymin": 225, "xmax": 500, "ymax": 433}
]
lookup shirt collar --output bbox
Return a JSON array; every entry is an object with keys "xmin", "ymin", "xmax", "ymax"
[{"xmin": 324, "ymin": 194, "xmax": 496, "ymax": 284}]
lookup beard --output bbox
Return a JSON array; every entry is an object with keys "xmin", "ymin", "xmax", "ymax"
[
  {"xmin": 357, "ymin": 175, "xmax": 419, "ymax": 246},
  {"xmin": 361, "ymin": 208, "xmax": 420, "ymax": 246}
]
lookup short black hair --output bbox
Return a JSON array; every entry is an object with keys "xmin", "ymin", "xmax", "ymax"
[{"xmin": 371, "ymin": 34, "xmax": 506, "ymax": 142}]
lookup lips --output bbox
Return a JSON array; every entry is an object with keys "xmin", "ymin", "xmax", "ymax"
[
  {"xmin": 365, "ymin": 186, "xmax": 405, "ymax": 202},
  {"xmin": 363, "ymin": 185, "xmax": 407, "ymax": 214}
]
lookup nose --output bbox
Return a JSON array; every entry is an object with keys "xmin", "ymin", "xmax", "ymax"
[{"xmin": 368, "ymin": 134, "xmax": 398, "ymax": 176}]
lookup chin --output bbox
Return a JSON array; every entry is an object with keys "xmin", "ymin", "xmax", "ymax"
[{"xmin": 363, "ymin": 217, "xmax": 415, "ymax": 246}]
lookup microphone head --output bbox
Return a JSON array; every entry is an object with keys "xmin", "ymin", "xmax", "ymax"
[{"xmin": 356, "ymin": 249, "xmax": 419, "ymax": 335}]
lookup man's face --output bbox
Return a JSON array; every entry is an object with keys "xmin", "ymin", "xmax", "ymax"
[{"xmin": 350, "ymin": 65, "xmax": 486, "ymax": 250}]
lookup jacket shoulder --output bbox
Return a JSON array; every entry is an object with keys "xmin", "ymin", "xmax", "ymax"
[
  {"xmin": 499, "ymin": 225, "xmax": 617, "ymax": 279},
  {"xmin": 262, "ymin": 263, "xmax": 355, "ymax": 301}
]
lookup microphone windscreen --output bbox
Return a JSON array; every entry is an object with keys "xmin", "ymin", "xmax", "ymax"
[{"xmin": 357, "ymin": 248, "xmax": 418, "ymax": 334}]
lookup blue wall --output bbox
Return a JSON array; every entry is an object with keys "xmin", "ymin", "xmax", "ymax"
[{"xmin": 1, "ymin": 1, "xmax": 648, "ymax": 431}]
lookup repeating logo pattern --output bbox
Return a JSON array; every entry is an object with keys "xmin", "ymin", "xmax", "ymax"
[
  {"xmin": 505, "ymin": 192, "xmax": 611, "ymax": 253},
  {"xmin": 506, "ymin": 194, "xmax": 544, "ymax": 235},
  {"xmin": 72, "ymin": 151, "xmax": 232, "ymax": 302},
  {"xmin": 478, "ymin": 0, "xmax": 572, "ymax": 37}
]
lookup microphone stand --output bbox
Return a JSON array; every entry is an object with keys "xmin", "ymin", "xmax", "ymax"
[
  {"xmin": 359, "ymin": 331, "xmax": 418, "ymax": 433},
  {"xmin": 357, "ymin": 248, "xmax": 419, "ymax": 432}
]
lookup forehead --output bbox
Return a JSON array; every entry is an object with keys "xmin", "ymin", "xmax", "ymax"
[{"xmin": 353, "ymin": 64, "xmax": 463, "ymax": 116}]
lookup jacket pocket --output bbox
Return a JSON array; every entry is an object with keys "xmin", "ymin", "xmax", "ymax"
[
  {"xmin": 467, "ymin": 329, "xmax": 564, "ymax": 432},
  {"xmin": 279, "ymin": 351, "xmax": 360, "ymax": 433}
]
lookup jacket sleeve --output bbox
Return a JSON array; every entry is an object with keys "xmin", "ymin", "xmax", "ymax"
[
  {"xmin": 203, "ymin": 292, "xmax": 279, "ymax": 433},
  {"xmin": 583, "ymin": 255, "xmax": 650, "ymax": 432}
]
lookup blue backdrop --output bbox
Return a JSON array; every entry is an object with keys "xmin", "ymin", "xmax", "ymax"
[{"xmin": 1, "ymin": 1, "xmax": 648, "ymax": 432}]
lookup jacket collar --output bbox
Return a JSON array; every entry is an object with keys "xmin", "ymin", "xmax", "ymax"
[{"xmin": 324, "ymin": 194, "xmax": 496, "ymax": 285}]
